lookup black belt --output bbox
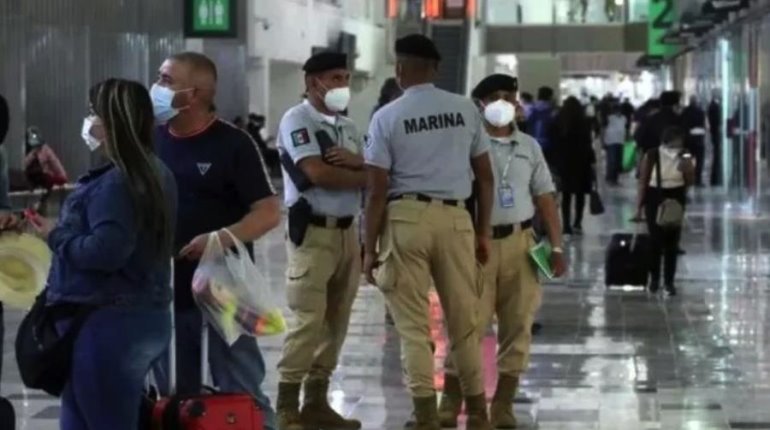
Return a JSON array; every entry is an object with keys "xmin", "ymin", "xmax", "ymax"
[
  {"xmin": 492, "ymin": 219, "xmax": 533, "ymax": 239},
  {"xmin": 309, "ymin": 214, "xmax": 354, "ymax": 229},
  {"xmin": 388, "ymin": 193, "xmax": 464, "ymax": 208}
]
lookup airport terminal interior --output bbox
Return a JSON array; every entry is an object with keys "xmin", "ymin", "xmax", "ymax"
[{"xmin": 3, "ymin": 0, "xmax": 770, "ymax": 429}]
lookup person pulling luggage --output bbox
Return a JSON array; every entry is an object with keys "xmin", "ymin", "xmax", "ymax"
[{"xmin": 634, "ymin": 126, "xmax": 694, "ymax": 296}]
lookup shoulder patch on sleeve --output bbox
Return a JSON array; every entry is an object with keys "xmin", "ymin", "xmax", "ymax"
[{"xmin": 291, "ymin": 128, "xmax": 311, "ymax": 147}]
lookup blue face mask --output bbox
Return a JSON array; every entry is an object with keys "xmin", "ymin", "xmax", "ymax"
[{"xmin": 150, "ymin": 84, "xmax": 189, "ymax": 124}]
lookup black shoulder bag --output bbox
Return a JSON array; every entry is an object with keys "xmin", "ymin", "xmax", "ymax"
[{"xmin": 15, "ymin": 290, "xmax": 96, "ymax": 397}]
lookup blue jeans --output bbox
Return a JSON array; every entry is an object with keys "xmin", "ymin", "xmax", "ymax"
[
  {"xmin": 59, "ymin": 306, "xmax": 170, "ymax": 430},
  {"xmin": 605, "ymin": 144, "xmax": 623, "ymax": 183},
  {"xmin": 154, "ymin": 307, "xmax": 276, "ymax": 430}
]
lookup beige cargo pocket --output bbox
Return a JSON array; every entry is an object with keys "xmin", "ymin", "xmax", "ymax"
[
  {"xmin": 285, "ymin": 259, "xmax": 317, "ymax": 311},
  {"xmin": 373, "ymin": 247, "xmax": 397, "ymax": 294},
  {"xmin": 453, "ymin": 215, "xmax": 474, "ymax": 233}
]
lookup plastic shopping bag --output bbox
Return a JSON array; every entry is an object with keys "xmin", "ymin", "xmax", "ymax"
[
  {"xmin": 192, "ymin": 229, "xmax": 286, "ymax": 345},
  {"xmin": 622, "ymin": 140, "xmax": 637, "ymax": 173}
]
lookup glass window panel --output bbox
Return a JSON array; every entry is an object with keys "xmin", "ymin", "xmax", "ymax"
[
  {"xmin": 628, "ymin": 0, "xmax": 649, "ymax": 22},
  {"xmin": 486, "ymin": 0, "xmax": 554, "ymax": 25},
  {"xmin": 554, "ymin": 0, "xmax": 624, "ymax": 24}
]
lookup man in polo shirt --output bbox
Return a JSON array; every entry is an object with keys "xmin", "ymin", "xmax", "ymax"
[
  {"xmin": 151, "ymin": 52, "xmax": 280, "ymax": 430},
  {"xmin": 274, "ymin": 51, "xmax": 366, "ymax": 430},
  {"xmin": 364, "ymin": 34, "xmax": 494, "ymax": 430},
  {"xmin": 438, "ymin": 74, "xmax": 566, "ymax": 429}
]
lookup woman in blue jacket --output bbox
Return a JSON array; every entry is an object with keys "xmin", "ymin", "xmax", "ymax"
[{"xmin": 29, "ymin": 78, "xmax": 177, "ymax": 430}]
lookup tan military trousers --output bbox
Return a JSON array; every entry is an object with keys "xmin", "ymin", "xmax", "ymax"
[
  {"xmin": 445, "ymin": 227, "xmax": 542, "ymax": 378},
  {"xmin": 278, "ymin": 224, "xmax": 361, "ymax": 383},
  {"xmin": 375, "ymin": 199, "xmax": 484, "ymax": 397}
]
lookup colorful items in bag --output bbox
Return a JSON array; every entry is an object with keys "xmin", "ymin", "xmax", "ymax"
[
  {"xmin": 622, "ymin": 140, "xmax": 637, "ymax": 173},
  {"xmin": 192, "ymin": 273, "xmax": 286, "ymax": 342},
  {"xmin": 192, "ymin": 229, "xmax": 287, "ymax": 345}
]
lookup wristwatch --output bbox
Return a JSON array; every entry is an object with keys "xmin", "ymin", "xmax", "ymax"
[{"xmin": 552, "ymin": 246, "xmax": 564, "ymax": 254}]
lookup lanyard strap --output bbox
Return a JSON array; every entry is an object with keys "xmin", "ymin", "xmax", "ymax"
[{"xmin": 494, "ymin": 144, "xmax": 516, "ymax": 183}]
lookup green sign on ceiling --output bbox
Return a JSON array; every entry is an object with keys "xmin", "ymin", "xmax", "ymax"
[
  {"xmin": 648, "ymin": 0, "xmax": 677, "ymax": 57},
  {"xmin": 185, "ymin": 0, "xmax": 237, "ymax": 38}
]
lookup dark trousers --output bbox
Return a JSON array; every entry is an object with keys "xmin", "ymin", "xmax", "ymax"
[
  {"xmin": 687, "ymin": 139, "xmax": 706, "ymax": 185},
  {"xmin": 605, "ymin": 145, "xmax": 623, "ymax": 183},
  {"xmin": 710, "ymin": 133, "xmax": 722, "ymax": 186},
  {"xmin": 644, "ymin": 187, "xmax": 686, "ymax": 287},
  {"xmin": 562, "ymin": 192, "xmax": 585, "ymax": 229}
]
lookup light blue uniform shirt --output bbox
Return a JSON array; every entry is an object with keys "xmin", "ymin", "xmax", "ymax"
[
  {"xmin": 277, "ymin": 100, "xmax": 363, "ymax": 217},
  {"xmin": 489, "ymin": 130, "xmax": 555, "ymax": 225},
  {"xmin": 365, "ymin": 83, "xmax": 489, "ymax": 200}
]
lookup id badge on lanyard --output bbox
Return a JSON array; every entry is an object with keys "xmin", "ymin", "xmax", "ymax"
[{"xmin": 498, "ymin": 184, "xmax": 515, "ymax": 208}]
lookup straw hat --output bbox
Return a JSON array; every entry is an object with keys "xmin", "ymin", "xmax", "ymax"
[{"xmin": 0, "ymin": 233, "xmax": 51, "ymax": 309}]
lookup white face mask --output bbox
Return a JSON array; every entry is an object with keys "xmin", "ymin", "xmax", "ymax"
[
  {"xmin": 322, "ymin": 86, "xmax": 351, "ymax": 112},
  {"xmin": 81, "ymin": 116, "xmax": 102, "ymax": 151},
  {"xmin": 483, "ymin": 99, "xmax": 516, "ymax": 128}
]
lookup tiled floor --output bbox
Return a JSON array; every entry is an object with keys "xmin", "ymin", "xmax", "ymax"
[{"xmin": 5, "ymin": 182, "xmax": 770, "ymax": 429}]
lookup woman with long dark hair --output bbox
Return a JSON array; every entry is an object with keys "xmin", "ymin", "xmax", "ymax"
[
  {"xmin": 635, "ymin": 127, "xmax": 694, "ymax": 296},
  {"xmin": 554, "ymin": 96, "xmax": 595, "ymax": 235},
  {"xmin": 29, "ymin": 79, "xmax": 177, "ymax": 430}
]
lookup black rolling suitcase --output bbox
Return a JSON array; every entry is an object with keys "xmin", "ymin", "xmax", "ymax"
[
  {"xmin": 605, "ymin": 231, "xmax": 651, "ymax": 286},
  {"xmin": 0, "ymin": 396, "xmax": 14, "ymax": 429}
]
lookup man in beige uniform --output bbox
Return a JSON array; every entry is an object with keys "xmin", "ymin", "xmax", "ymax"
[
  {"xmin": 276, "ymin": 52, "xmax": 367, "ymax": 430},
  {"xmin": 439, "ymin": 74, "xmax": 567, "ymax": 429},
  {"xmin": 363, "ymin": 34, "xmax": 495, "ymax": 430}
]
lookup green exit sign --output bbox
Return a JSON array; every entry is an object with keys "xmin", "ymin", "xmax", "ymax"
[{"xmin": 184, "ymin": 0, "xmax": 237, "ymax": 38}]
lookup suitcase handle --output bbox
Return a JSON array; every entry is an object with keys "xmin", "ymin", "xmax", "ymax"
[
  {"xmin": 168, "ymin": 259, "xmax": 176, "ymax": 394},
  {"xmin": 630, "ymin": 222, "xmax": 647, "ymax": 251},
  {"xmin": 164, "ymin": 259, "xmax": 211, "ymax": 395}
]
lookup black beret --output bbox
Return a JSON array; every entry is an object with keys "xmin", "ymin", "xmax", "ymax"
[
  {"xmin": 395, "ymin": 34, "xmax": 441, "ymax": 61},
  {"xmin": 472, "ymin": 74, "xmax": 518, "ymax": 100},
  {"xmin": 303, "ymin": 51, "xmax": 348, "ymax": 74}
]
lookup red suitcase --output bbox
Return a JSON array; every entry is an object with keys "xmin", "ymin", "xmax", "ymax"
[
  {"xmin": 152, "ymin": 392, "xmax": 263, "ymax": 430},
  {"xmin": 147, "ymin": 261, "xmax": 264, "ymax": 430}
]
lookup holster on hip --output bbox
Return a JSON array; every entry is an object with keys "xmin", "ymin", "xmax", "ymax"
[{"xmin": 288, "ymin": 197, "xmax": 312, "ymax": 247}]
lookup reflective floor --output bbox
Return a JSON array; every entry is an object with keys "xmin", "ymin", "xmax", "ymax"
[{"xmin": 5, "ymin": 180, "xmax": 770, "ymax": 429}]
